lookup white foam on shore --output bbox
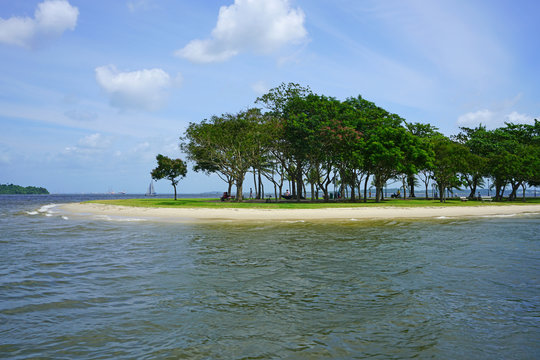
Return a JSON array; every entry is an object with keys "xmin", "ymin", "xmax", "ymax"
[
  {"xmin": 38, "ymin": 204, "xmax": 57, "ymax": 213},
  {"xmin": 94, "ymin": 214, "xmax": 146, "ymax": 222},
  {"xmin": 480, "ymin": 213, "xmax": 517, "ymax": 218},
  {"xmin": 26, "ymin": 211, "xmax": 38, "ymax": 215}
]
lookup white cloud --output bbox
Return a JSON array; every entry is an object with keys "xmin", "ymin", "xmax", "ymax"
[
  {"xmin": 127, "ymin": 0, "xmax": 154, "ymax": 13},
  {"xmin": 363, "ymin": 0, "xmax": 507, "ymax": 84},
  {"xmin": 176, "ymin": 0, "xmax": 307, "ymax": 63},
  {"xmin": 251, "ymin": 80, "xmax": 268, "ymax": 95},
  {"xmin": 505, "ymin": 111, "xmax": 535, "ymax": 124},
  {"xmin": 77, "ymin": 133, "xmax": 110, "ymax": 149},
  {"xmin": 457, "ymin": 109, "xmax": 537, "ymax": 129},
  {"xmin": 95, "ymin": 65, "xmax": 174, "ymax": 111},
  {"xmin": 457, "ymin": 109, "xmax": 495, "ymax": 127},
  {"xmin": 0, "ymin": 0, "xmax": 78, "ymax": 48}
]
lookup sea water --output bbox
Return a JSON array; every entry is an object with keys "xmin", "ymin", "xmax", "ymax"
[{"xmin": 1, "ymin": 194, "xmax": 539, "ymax": 359}]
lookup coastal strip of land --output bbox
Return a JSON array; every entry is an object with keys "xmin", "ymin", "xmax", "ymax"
[{"xmin": 59, "ymin": 202, "xmax": 540, "ymax": 222}]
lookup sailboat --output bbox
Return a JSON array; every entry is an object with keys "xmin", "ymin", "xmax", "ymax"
[{"xmin": 146, "ymin": 180, "xmax": 156, "ymax": 196}]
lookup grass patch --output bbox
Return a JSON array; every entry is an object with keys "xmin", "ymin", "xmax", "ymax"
[{"xmin": 86, "ymin": 197, "xmax": 540, "ymax": 209}]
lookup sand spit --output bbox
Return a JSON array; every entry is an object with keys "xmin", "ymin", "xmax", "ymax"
[{"xmin": 59, "ymin": 202, "xmax": 540, "ymax": 223}]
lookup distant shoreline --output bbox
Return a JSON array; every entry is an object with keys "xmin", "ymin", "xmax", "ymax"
[
  {"xmin": 0, "ymin": 184, "xmax": 49, "ymax": 195},
  {"xmin": 59, "ymin": 202, "xmax": 540, "ymax": 222}
]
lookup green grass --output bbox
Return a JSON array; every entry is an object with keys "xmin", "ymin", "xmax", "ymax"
[{"xmin": 86, "ymin": 197, "xmax": 540, "ymax": 209}]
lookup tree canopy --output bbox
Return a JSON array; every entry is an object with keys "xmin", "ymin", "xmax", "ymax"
[
  {"xmin": 151, "ymin": 154, "xmax": 187, "ymax": 200},
  {"xmin": 179, "ymin": 82, "xmax": 539, "ymax": 202}
]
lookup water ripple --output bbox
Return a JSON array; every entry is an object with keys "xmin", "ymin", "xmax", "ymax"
[{"xmin": 1, "ymin": 197, "xmax": 539, "ymax": 359}]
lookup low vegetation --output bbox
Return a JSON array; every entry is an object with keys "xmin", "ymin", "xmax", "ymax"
[{"xmin": 88, "ymin": 197, "xmax": 540, "ymax": 209}]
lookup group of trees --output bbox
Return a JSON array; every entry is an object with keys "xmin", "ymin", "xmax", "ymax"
[
  {"xmin": 171, "ymin": 83, "xmax": 539, "ymax": 202},
  {"xmin": 0, "ymin": 184, "xmax": 49, "ymax": 194}
]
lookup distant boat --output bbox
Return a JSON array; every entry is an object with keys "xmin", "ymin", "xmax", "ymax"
[{"xmin": 146, "ymin": 181, "xmax": 156, "ymax": 196}]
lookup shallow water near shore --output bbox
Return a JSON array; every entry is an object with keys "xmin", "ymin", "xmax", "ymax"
[{"xmin": 1, "ymin": 195, "xmax": 539, "ymax": 359}]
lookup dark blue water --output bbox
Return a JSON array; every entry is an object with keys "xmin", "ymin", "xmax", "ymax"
[{"xmin": 1, "ymin": 195, "xmax": 539, "ymax": 359}]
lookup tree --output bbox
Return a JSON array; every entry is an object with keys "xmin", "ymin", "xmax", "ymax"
[
  {"xmin": 256, "ymin": 83, "xmax": 313, "ymax": 201},
  {"xmin": 181, "ymin": 108, "xmax": 265, "ymax": 201},
  {"xmin": 430, "ymin": 136, "xmax": 468, "ymax": 202},
  {"xmin": 151, "ymin": 154, "xmax": 187, "ymax": 200}
]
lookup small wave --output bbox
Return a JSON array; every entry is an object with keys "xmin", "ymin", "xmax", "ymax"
[
  {"xmin": 480, "ymin": 213, "xmax": 517, "ymax": 218},
  {"xmin": 38, "ymin": 204, "xmax": 57, "ymax": 213},
  {"xmin": 435, "ymin": 216, "xmax": 450, "ymax": 219},
  {"xmin": 111, "ymin": 218, "xmax": 147, "ymax": 222},
  {"xmin": 62, "ymin": 216, "xmax": 69, "ymax": 220},
  {"xmin": 93, "ymin": 214, "xmax": 146, "ymax": 222},
  {"xmin": 26, "ymin": 211, "xmax": 39, "ymax": 215}
]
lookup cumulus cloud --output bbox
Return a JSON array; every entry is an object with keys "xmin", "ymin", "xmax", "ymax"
[
  {"xmin": 176, "ymin": 0, "xmax": 307, "ymax": 63},
  {"xmin": 457, "ymin": 109, "xmax": 537, "ymax": 129},
  {"xmin": 95, "ymin": 65, "xmax": 174, "ymax": 111},
  {"xmin": 457, "ymin": 109, "xmax": 495, "ymax": 127},
  {"xmin": 505, "ymin": 111, "xmax": 535, "ymax": 124},
  {"xmin": 0, "ymin": 0, "xmax": 78, "ymax": 48}
]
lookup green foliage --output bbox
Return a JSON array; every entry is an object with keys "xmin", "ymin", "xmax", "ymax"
[
  {"xmin": 0, "ymin": 184, "xmax": 49, "ymax": 194},
  {"xmin": 151, "ymin": 154, "xmax": 187, "ymax": 200},
  {"xmin": 181, "ymin": 108, "xmax": 266, "ymax": 201},
  {"xmin": 430, "ymin": 136, "xmax": 469, "ymax": 202},
  {"xmin": 456, "ymin": 119, "xmax": 540, "ymax": 200},
  {"xmin": 179, "ymin": 82, "xmax": 538, "ymax": 203},
  {"xmin": 88, "ymin": 197, "xmax": 540, "ymax": 209}
]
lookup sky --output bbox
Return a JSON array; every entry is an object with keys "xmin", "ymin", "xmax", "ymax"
[{"xmin": 1, "ymin": 0, "xmax": 539, "ymax": 194}]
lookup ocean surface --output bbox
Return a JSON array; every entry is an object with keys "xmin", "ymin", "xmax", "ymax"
[{"xmin": 1, "ymin": 194, "xmax": 539, "ymax": 359}]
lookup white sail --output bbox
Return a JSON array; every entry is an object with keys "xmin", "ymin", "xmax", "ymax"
[{"xmin": 146, "ymin": 181, "xmax": 156, "ymax": 196}]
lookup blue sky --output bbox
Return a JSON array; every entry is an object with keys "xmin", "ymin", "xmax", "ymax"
[{"xmin": 1, "ymin": 0, "xmax": 538, "ymax": 194}]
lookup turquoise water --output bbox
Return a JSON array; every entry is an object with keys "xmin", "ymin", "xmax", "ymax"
[{"xmin": 1, "ymin": 195, "xmax": 539, "ymax": 359}]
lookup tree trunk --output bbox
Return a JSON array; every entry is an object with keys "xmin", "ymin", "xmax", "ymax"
[
  {"xmin": 236, "ymin": 181, "xmax": 243, "ymax": 202},
  {"xmin": 173, "ymin": 183, "xmax": 177, "ymax": 200},
  {"xmin": 469, "ymin": 183, "xmax": 477, "ymax": 199},
  {"xmin": 363, "ymin": 175, "xmax": 369, "ymax": 203},
  {"xmin": 252, "ymin": 170, "xmax": 257, "ymax": 199},
  {"xmin": 408, "ymin": 174, "xmax": 416, "ymax": 197},
  {"xmin": 296, "ymin": 163, "xmax": 303, "ymax": 202},
  {"xmin": 258, "ymin": 169, "xmax": 262, "ymax": 199},
  {"xmin": 323, "ymin": 183, "xmax": 329, "ymax": 202}
]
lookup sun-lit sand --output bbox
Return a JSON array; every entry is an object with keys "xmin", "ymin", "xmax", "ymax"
[{"xmin": 59, "ymin": 202, "xmax": 540, "ymax": 222}]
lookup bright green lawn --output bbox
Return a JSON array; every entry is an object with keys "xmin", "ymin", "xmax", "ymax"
[{"xmin": 87, "ymin": 197, "xmax": 540, "ymax": 209}]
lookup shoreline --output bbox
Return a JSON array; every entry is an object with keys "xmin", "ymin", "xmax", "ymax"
[{"xmin": 59, "ymin": 202, "xmax": 540, "ymax": 223}]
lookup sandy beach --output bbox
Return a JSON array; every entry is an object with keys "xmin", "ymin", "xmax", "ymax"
[{"xmin": 59, "ymin": 202, "xmax": 540, "ymax": 222}]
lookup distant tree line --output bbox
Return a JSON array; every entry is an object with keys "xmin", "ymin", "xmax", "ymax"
[
  {"xmin": 0, "ymin": 184, "xmax": 49, "ymax": 194},
  {"xmin": 180, "ymin": 83, "xmax": 540, "ymax": 202}
]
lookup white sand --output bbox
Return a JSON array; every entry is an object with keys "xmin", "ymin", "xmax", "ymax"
[{"xmin": 59, "ymin": 202, "xmax": 540, "ymax": 223}]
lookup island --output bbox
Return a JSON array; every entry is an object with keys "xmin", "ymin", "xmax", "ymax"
[{"xmin": 0, "ymin": 184, "xmax": 49, "ymax": 194}]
